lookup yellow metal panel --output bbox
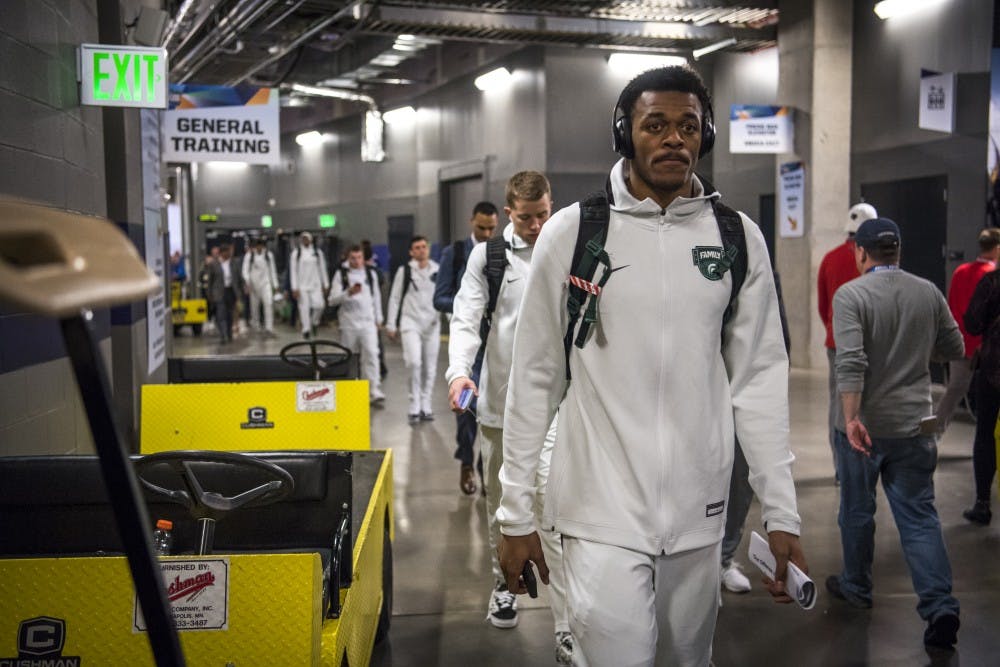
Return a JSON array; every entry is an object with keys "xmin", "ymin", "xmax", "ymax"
[
  {"xmin": 0, "ymin": 554, "xmax": 321, "ymax": 666},
  {"xmin": 140, "ymin": 381, "xmax": 370, "ymax": 453}
]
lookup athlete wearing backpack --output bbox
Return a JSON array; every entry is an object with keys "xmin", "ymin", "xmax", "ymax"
[
  {"xmin": 328, "ymin": 245, "xmax": 385, "ymax": 404},
  {"xmin": 435, "ymin": 201, "xmax": 499, "ymax": 495},
  {"xmin": 446, "ymin": 172, "xmax": 573, "ymax": 665},
  {"xmin": 241, "ymin": 237, "xmax": 279, "ymax": 336},
  {"xmin": 289, "ymin": 231, "xmax": 329, "ymax": 338},
  {"xmin": 496, "ymin": 66, "xmax": 807, "ymax": 666},
  {"xmin": 386, "ymin": 236, "xmax": 440, "ymax": 425}
]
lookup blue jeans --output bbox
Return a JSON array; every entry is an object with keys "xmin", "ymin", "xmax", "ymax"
[{"xmin": 833, "ymin": 429, "xmax": 959, "ymax": 621}]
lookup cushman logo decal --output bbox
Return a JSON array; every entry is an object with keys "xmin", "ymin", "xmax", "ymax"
[
  {"xmin": 691, "ymin": 246, "xmax": 733, "ymax": 281},
  {"xmin": 240, "ymin": 406, "xmax": 274, "ymax": 429},
  {"xmin": 0, "ymin": 616, "xmax": 81, "ymax": 665}
]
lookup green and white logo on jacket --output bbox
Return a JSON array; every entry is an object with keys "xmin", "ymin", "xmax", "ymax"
[{"xmin": 691, "ymin": 245, "xmax": 727, "ymax": 281}]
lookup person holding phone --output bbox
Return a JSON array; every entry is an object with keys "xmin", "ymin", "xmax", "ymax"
[{"xmin": 329, "ymin": 245, "xmax": 386, "ymax": 404}]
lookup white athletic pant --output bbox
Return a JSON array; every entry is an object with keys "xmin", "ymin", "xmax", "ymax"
[
  {"xmin": 297, "ymin": 288, "xmax": 324, "ymax": 333},
  {"xmin": 340, "ymin": 326, "xmax": 383, "ymax": 398},
  {"xmin": 248, "ymin": 284, "xmax": 274, "ymax": 332},
  {"xmin": 481, "ymin": 420, "xmax": 568, "ymax": 633},
  {"xmin": 563, "ymin": 538, "xmax": 720, "ymax": 667},
  {"xmin": 400, "ymin": 322, "xmax": 439, "ymax": 415}
]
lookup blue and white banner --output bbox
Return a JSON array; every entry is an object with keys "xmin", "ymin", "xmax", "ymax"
[
  {"xmin": 778, "ymin": 161, "xmax": 805, "ymax": 238},
  {"xmin": 729, "ymin": 105, "xmax": 793, "ymax": 154},
  {"xmin": 162, "ymin": 84, "xmax": 280, "ymax": 164}
]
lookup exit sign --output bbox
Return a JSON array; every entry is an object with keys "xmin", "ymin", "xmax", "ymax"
[{"xmin": 79, "ymin": 44, "xmax": 168, "ymax": 108}]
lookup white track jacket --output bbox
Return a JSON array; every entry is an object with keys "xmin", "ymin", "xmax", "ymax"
[
  {"xmin": 498, "ymin": 160, "xmax": 800, "ymax": 556},
  {"xmin": 386, "ymin": 259, "xmax": 440, "ymax": 334},
  {"xmin": 446, "ymin": 223, "xmax": 533, "ymax": 428}
]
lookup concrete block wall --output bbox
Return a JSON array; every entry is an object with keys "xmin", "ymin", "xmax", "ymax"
[{"xmin": 0, "ymin": 0, "xmax": 108, "ymax": 456}]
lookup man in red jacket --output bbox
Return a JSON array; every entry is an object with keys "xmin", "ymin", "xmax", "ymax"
[
  {"xmin": 934, "ymin": 228, "xmax": 1000, "ymax": 431},
  {"xmin": 818, "ymin": 203, "xmax": 877, "ymax": 478}
]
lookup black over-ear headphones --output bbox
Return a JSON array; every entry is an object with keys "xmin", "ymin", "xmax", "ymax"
[{"xmin": 611, "ymin": 88, "xmax": 716, "ymax": 160}]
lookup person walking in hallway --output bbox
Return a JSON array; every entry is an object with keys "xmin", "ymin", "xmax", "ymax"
[
  {"xmin": 935, "ymin": 228, "xmax": 1000, "ymax": 433},
  {"xmin": 242, "ymin": 236, "xmax": 279, "ymax": 336},
  {"xmin": 289, "ymin": 231, "xmax": 329, "ymax": 338},
  {"xmin": 329, "ymin": 244, "xmax": 386, "ymax": 404},
  {"xmin": 386, "ymin": 236, "xmax": 440, "ymax": 425},
  {"xmin": 498, "ymin": 66, "xmax": 805, "ymax": 666},
  {"xmin": 435, "ymin": 201, "xmax": 499, "ymax": 495},
  {"xmin": 829, "ymin": 217, "xmax": 964, "ymax": 650}
]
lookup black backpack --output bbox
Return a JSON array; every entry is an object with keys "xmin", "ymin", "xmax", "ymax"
[
  {"xmin": 339, "ymin": 265, "xmax": 376, "ymax": 295},
  {"xmin": 564, "ymin": 176, "xmax": 747, "ymax": 378}
]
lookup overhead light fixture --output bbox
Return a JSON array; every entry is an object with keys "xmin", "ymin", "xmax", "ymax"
[
  {"xmin": 874, "ymin": 0, "xmax": 947, "ymax": 19},
  {"xmin": 475, "ymin": 67, "xmax": 512, "ymax": 91},
  {"xmin": 693, "ymin": 37, "xmax": 737, "ymax": 60},
  {"xmin": 295, "ymin": 131, "xmax": 324, "ymax": 147},
  {"xmin": 383, "ymin": 106, "xmax": 417, "ymax": 123},
  {"xmin": 607, "ymin": 53, "xmax": 687, "ymax": 77},
  {"xmin": 397, "ymin": 34, "xmax": 416, "ymax": 41}
]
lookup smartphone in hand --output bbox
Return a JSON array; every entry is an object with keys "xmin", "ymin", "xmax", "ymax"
[
  {"xmin": 458, "ymin": 387, "xmax": 474, "ymax": 411},
  {"xmin": 522, "ymin": 561, "xmax": 538, "ymax": 598}
]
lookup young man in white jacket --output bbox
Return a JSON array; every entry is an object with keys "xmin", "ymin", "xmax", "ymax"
[
  {"xmin": 289, "ymin": 231, "xmax": 329, "ymax": 338},
  {"xmin": 386, "ymin": 236, "xmax": 441, "ymax": 424},
  {"xmin": 242, "ymin": 237, "xmax": 279, "ymax": 336},
  {"xmin": 497, "ymin": 66, "xmax": 807, "ymax": 666},
  {"xmin": 446, "ymin": 172, "xmax": 573, "ymax": 665},
  {"xmin": 329, "ymin": 244, "xmax": 386, "ymax": 403}
]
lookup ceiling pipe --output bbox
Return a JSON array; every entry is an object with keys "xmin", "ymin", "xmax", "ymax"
[
  {"xmin": 160, "ymin": 0, "xmax": 198, "ymax": 51},
  {"xmin": 175, "ymin": 0, "xmax": 278, "ymax": 81},
  {"xmin": 286, "ymin": 83, "xmax": 378, "ymax": 111},
  {"xmin": 226, "ymin": 1, "xmax": 366, "ymax": 86}
]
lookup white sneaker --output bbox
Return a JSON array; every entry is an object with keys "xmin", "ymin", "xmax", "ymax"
[
  {"xmin": 486, "ymin": 584, "xmax": 518, "ymax": 628},
  {"xmin": 555, "ymin": 631, "xmax": 574, "ymax": 665},
  {"xmin": 721, "ymin": 562, "xmax": 751, "ymax": 593}
]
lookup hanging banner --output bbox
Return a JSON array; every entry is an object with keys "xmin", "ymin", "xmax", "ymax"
[
  {"xmin": 989, "ymin": 46, "xmax": 1000, "ymax": 227},
  {"xmin": 918, "ymin": 70, "xmax": 955, "ymax": 133},
  {"xmin": 729, "ymin": 105, "xmax": 794, "ymax": 154},
  {"xmin": 778, "ymin": 161, "xmax": 805, "ymax": 238},
  {"xmin": 162, "ymin": 84, "xmax": 280, "ymax": 164}
]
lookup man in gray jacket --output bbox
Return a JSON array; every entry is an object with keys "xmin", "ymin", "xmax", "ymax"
[{"xmin": 830, "ymin": 217, "xmax": 964, "ymax": 650}]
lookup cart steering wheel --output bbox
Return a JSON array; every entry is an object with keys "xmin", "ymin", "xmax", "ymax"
[
  {"xmin": 135, "ymin": 450, "xmax": 294, "ymax": 522},
  {"xmin": 280, "ymin": 339, "xmax": 354, "ymax": 380}
]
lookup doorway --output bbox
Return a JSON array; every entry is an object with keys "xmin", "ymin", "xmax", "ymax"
[
  {"xmin": 860, "ymin": 175, "xmax": 948, "ymax": 292},
  {"xmin": 387, "ymin": 214, "xmax": 415, "ymax": 279},
  {"xmin": 440, "ymin": 176, "xmax": 486, "ymax": 245}
]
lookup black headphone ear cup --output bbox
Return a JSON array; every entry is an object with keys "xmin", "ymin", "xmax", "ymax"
[
  {"xmin": 699, "ymin": 118, "xmax": 715, "ymax": 158},
  {"xmin": 613, "ymin": 115, "xmax": 635, "ymax": 159}
]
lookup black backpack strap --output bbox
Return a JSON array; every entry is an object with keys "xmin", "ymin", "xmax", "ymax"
[
  {"xmin": 564, "ymin": 185, "xmax": 613, "ymax": 378},
  {"xmin": 339, "ymin": 266, "xmax": 349, "ymax": 290},
  {"xmin": 699, "ymin": 174, "xmax": 748, "ymax": 329},
  {"xmin": 366, "ymin": 266, "xmax": 376, "ymax": 294},
  {"xmin": 396, "ymin": 264, "xmax": 412, "ymax": 330},
  {"xmin": 479, "ymin": 236, "xmax": 509, "ymax": 344}
]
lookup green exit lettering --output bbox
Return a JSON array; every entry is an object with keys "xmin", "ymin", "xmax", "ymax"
[{"xmin": 92, "ymin": 52, "xmax": 160, "ymax": 103}]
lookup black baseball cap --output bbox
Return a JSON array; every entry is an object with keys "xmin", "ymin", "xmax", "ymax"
[{"xmin": 855, "ymin": 217, "xmax": 900, "ymax": 250}]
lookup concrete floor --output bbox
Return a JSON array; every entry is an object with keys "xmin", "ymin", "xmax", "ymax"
[{"xmin": 174, "ymin": 320, "xmax": 1000, "ymax": 667}]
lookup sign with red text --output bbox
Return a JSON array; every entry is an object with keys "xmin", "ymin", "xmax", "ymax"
[{"xmin": 134, "ymin": 559, "xmax": 229, "ymax": 632}]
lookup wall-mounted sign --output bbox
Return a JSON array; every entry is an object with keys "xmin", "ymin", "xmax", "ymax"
[
  {"xmin": 919, "ymin": 70, "xmax": 955, "ymax": 133},
  {"xmin": 318, "ymin": 214, "xmax": 337, "ymax": 228},
  {"xmin": 778, "ymin": 161, "xmax": 805, "ymax": 238},
  {"xmin": 79, "ymin": 44, "xmax": 168, "ymax": 108},
  {"xmin": 261, "ymin": 215, "xmax": 273, "ymax": 228},
  {"xmin": 729, "ymin": 105, "xmax": 794, "ymax": 154},
  {"xmin": 162, "ymin": 84, "xmax": 280, "ymax": 165}
]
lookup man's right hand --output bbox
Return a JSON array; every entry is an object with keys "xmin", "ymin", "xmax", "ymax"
[
  {"xmin": 448, "ymin": 377, "xmax": 478, "ymax": 413},
  {"xmin": 498, "ymin": 532, "xmax": 549, "ymax": 595},
  {"xmin": 348, "ymin": 283, "xmax": 362, "ymax": 296}
]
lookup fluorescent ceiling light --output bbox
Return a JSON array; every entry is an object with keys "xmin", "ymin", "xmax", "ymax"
[
  {"xmin": 295, "ymin": 130, "xmax": 324, "ymax": 147},
  {"xmin": 475, "ymin": 67, "xmax": 512, "ymax": 91},
  {"xmin": 693, "ymin": 37, "xmax": 737, "ymax": 60},
  {"xmin": 383, "ymin": 106, "xmax": 417, "ymax": 123},
  {"xmin": 397, "ymin": 34, "xmax": 416, "ymax": 41},
  {"xmin": 607, "ymin": 53, "xmax": 687, "ymax": 76},
  {"xmin": 874, "ymin": 0, "xmax": 947, "ymax": 19}
]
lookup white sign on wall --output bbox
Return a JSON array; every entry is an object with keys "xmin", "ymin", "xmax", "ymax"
[
  {"xmin": 919, "ymin": 70, "xmax": 955, "ymax": 133},
  {"xmin": 778, "ymin": 161, "xmax": 805, "ymax": 238},
  {"xmin": 162, "ymin": 85, "xmax": 280, "ymax": 164},
  {"xmin": 729, "ymin": 105, "xmax": 794, "ymax": 154}
]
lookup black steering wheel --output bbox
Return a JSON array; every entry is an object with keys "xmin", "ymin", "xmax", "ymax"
[
  {"xmin": 135, "ymin": 450, "xmax": 295, "ymax": 522},
  {"xmin": 280, "ymin": 339, "xmax": 354, "ymax": 380}
]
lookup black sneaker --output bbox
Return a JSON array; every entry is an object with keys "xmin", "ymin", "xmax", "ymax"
[
  {"xmin": 408, "ymin": 413, "xmax": 420, "ymax": 426},
  {"xmin": 486, "ymin": 584, "xmax": 518, "ymax": 628},
  {"xmin": 419, "ymin": 411, "xmax": 434, "ymax": 421},
  {"xmin": 302, "ymin": 331, "xmax": 311, "ymax": 340},
  {"xmin": 962, "ymin": 500, "xmax": 991, "ymax": 525},
  {"xmin": 825, "ymin": 575, "xmax": 872, "ymax": 609},
  {"xmin": 924, "ymin": 613, "xmax": 959, "ymax": 649}
]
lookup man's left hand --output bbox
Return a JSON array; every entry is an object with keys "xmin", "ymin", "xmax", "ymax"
[{"xmin": 763, "ymin": 530, "xmax": 807, "ymax": 604}]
